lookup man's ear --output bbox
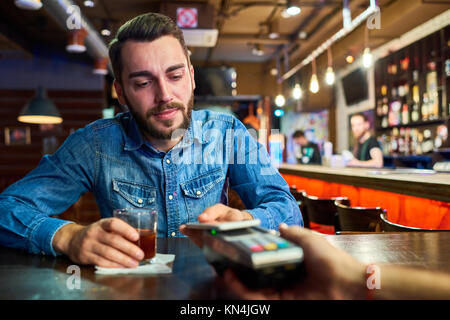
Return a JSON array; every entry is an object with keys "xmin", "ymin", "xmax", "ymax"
[
  {"xmin": 189, "ymin": 63, "xmax": 196, "ymax": 91},
  {"xmin": 113, "ymin": 80, "xmax": 126, "ymax": 106}
]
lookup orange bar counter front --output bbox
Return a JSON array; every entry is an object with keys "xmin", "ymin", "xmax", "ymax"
[{"xmin": 279, "ymin": 164, "xmax": 450, "ymax": 230}]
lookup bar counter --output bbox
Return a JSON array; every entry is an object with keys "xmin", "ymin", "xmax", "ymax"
[
  {"xmin": 279, "ymin": 164, "xmax": 450, "ymax": 229},
  {"xmin": 1, "ymin": 233, "xmax": 450, "ymax": 300}
]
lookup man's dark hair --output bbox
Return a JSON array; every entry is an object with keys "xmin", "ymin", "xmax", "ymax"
[
  {"xmin": 293, "ymin": 130, "xmax": 305, "ymax": 138},
  {"xmin": 351, "ymin": 112, "xmax": 368, "ymax": 122},
  {"xmin": 108, "ymin": 13, "xmax": 189, "ymax": 83}
]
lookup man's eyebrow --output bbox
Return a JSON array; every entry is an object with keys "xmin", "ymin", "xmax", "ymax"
[
  {"xmin": 166, "ymin": 63, "xmax": 186, "ymax": 73},
  {"xmin": 128, "ymin": 64, "xmax": 185, "ymax": 80},
  {"xmin": 128, "ymin": 71, "xmax": 154, "ymax": 80}
]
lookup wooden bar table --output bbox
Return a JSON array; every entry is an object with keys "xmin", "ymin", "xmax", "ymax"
[{"xmin": 0, "ymin": 233, "xmax": 449, "ymax": 299}]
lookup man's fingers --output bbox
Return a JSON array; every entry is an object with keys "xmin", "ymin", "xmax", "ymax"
[
  {"xmin": 91, "ymin": 242, "xmax": 140, "ymax": 268},
  {"xmin": 99, "ymin": 232, "xmax": 144, "ymax": 261},
  {"xmin": 197, "ymin": 204, "xmax": 224, "ymax": 222},
  {"xmin": 89, "ymin": 253, "xmax": 128, "ymax": 269},
  {"xmin": 100, "ymin": 218, "xmax": 139, "ymax": 242},
  {"xmin": 198, "ymin": 204, "xmax": 244, "ymax": 223}
]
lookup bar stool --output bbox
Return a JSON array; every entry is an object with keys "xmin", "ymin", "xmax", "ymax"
[
  {"xmin": 335, "ymin": 200, "xmax": 385, "ymax": 233},
  {"xmin": 303, "ymin": 194, "xmax": 350, "ymax": 234},
  {"xmin": 289, "ymin": 186, "xmax": 309, "ymax": 228},
  {"xmin": 380, "ymin": 213, "xmax": 450, "ymax": 232}
]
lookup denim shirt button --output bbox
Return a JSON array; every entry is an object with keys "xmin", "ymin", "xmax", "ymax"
[
  {"xmin": 196, "ymin": 190, "xmax": 202, "ymax": 195},
  {"xmin": 168, "ymin": 195, "xmax": 173, "ymax": 200},
  {"xmin": 171, "ymin": 232, "xmax": 176, "ymax": 237},
  {"xmin": 165, "ymin": 159, "xmax": 171, "ymax": 164},
  {"xmin": 137, "ymin": 198, "xmax": 143, "ymax": 204}
]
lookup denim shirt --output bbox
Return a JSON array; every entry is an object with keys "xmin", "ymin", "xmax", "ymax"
[{"xmin": 0, "ymin": 110, "xmax": 302, "ymax": 256}]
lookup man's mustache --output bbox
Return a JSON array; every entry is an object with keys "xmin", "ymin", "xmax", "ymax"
[{"xmin": 147, "ymin": 103, "xmax": 184, "ymax": 117}]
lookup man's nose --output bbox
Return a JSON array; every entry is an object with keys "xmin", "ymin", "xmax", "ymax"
[{"xmin": 155, "ymin": 78, "xmax": 173, "ymax": 105}]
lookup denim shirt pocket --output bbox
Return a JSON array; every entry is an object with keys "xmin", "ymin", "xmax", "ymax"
[
  {"xmin": 111, "ymin": 178, "xmax": 156, "ymax": 209},
  {"xmin": 180, "ymin": 168, "xmax": 225, "ymax": 220}
]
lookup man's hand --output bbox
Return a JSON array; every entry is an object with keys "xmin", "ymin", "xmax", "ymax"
[
  {"xmin": 52, "ymin": 218, "xmax": 144, "ymax": 268},
  {"xmin": 197, "ymin": 203, "xmax": 253, "ymax": 223},
  {"xmin": 179, "ymin": 203, "xmax": 253, "ymax": 247}
]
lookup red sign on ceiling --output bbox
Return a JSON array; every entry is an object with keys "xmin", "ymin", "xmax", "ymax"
[{"xmin": 177, "ymin": 7, "xmax": 198, "ymax": 28}]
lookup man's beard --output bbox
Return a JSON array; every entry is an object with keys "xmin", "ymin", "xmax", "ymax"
[{"xmin": 124, "ymin": 93, "xmax": 194, "ymax": 140}]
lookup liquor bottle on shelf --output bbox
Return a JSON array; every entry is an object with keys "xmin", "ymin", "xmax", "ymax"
[
  {"xmin": 391, "ymin": 128, "xmax": 399, "ymax": 155},
  {"xmin": 389, "ymin": 101, "xmax": 401, "ymax": 126},
  {"xmin": 416, "ymin": 131, "xmax": 423, "ymax": 155},
  {"xmin": 380, "ymin": 134, "xmax": 389, "ymax": 155},
  {"xmin": 411, "ymin": 85, "xmax": 420, "ymax": 122},
  {"xmin": 421, "ymin": 129, "xmax": 434, "ymax": 153},
  {"xmin": 404, "ymin": 128, "xmax": 411, "ymax": 156},
  {"xmin": 381, "ymin": 84, "xmax": 388, "ymax": 96},
  {"xmin": 398, "ymin": 128, "xmax": 406, "ymax": 155},
  {"xmin": 421, "ymin": 93, "xmax": 429, "ymax": 121},
  {"xmin": 410, "ymin": 129, "xmax": 419, "ymax": 155},
  {"xmin": 401, "ymin": 104, "xmax": 409, "ymax": 125}
]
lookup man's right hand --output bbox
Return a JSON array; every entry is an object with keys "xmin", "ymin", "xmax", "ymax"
[{"xmin": 52, "ymin": 218, "xmax": 144, "ymax": 268}]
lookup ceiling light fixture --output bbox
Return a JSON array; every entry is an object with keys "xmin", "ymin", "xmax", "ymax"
[
  {"xmin": 325, "ymin": 47, "xmax": 335, "ymax": 85},
  {"xmin": 14, "ymin": 0, "xmax": 42, "ymax": 10},
  {"xmin": 18, "ymin": 87, "xmax": 63, "ymax": 124},
  {"xmin": 275, "ymin": 94, "xmax": 286, "ymax": 107},
  {"xmin": 309, "ymin": 58, "xmax": 319, "ymax": 94},
  {"xmin": 346, "ymin": 53, "xmax": 354, "ymax": 64},
  {"xmin": 268, "ymin": 20, "xmax": 280, "ymax": 39},
  {"xmin": 100, "ymin": 20, "xmax": 111, "ymax": 37},
  {"xmin": 286, "ymin": 0, "xmax": 301, "ymax": 16},
  {"xmin": 66, "ymin": 29, "xmax": 88, "ymax": 53},
  {"xmin": 362, "ymin": 27, "xmax": 373, "ymax": 68},
  {"xmin": 252, "ymin": 44, "xmax": 264, "ymax": 56},
  {"xmin": 93, "ymin": 57, "xmax": 109, "ymax": 75},
  {"xmin": 83, "ymin": 0, "xmax": 95, "ymax": 8},
  {"xmin": 292, "ymin": 83, "xmax": 303, "ymax": 100}
]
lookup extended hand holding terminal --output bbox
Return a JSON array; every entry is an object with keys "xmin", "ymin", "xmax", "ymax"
[{"xmin": 185, "ymin": 220, "xmax": 305, "ymax": 289}]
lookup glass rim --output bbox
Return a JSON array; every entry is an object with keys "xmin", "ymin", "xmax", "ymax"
[{"xmin": 113, "ymin": 208, "xmax": 157, "ymax": 216}]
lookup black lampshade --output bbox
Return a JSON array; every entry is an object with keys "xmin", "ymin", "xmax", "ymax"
[{"xmin": 18, "ymin": 87, "xmax": 63, "ymax": 124}]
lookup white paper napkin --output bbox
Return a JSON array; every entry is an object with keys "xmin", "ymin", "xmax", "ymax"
[{"xmin": 95, "ymin": 253, "xmax": 175, "ymax": 275}]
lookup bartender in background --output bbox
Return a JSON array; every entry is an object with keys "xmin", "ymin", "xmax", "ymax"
[
  {"xmin": 292, "ymin": 130, "xmax": 322, "ymax": 165},
  {"xmin": 347, "ymin": 113, "xmax": 383, "ymax": 168}
]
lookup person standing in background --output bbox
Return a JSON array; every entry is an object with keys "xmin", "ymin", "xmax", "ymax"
[
  {"xmin": 347, "ymin": 113, "xmax": 383, "ymax": 168},
  {"xmin": 292, "ymin": 130, "xmax": 322, "ymax": 165}
]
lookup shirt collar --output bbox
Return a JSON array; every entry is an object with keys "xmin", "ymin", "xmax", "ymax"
[{"xmin": 123, "ymin": 111, "xmax": 205, "ymax": 152}]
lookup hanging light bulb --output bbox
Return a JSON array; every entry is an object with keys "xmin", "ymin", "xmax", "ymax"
[
  {"xmin": 275, "ymin": 94, "xmax": 286, "ymax": 107},
  {"xmin": 292, "ymin": 84, "xmax": 303, "ymax": 100},
  {"xmin": 362, "ymin": 26, "xmax": 373, "ymax": 69},
  {"xmin": 309, "ymin": 74, "xmax": 319, "ymax": 94},
  {"xmin": 362, "ymin": 47, "xmax": 372, "ymax": 69},
  {"xmin": 309, "ymin": 58, "xmax": 319, "ymax": 94},
  {"xmin": 325, "ymin": 47, "xmax": 335, "ymax": 85},
  {"xmin": 325, "ymin": 67, "xmax": 335, "ymax": 85}
]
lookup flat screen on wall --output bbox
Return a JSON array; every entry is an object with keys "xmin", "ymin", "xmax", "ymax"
[
  {"xmin": 342, "ymin": 69, "xmax": 368, "ymax": 106},
  {"xmin": 193, "ymin": 66, "xmax": 235, "ymax": 96}
]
